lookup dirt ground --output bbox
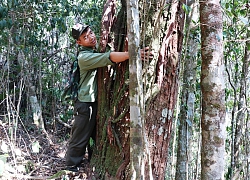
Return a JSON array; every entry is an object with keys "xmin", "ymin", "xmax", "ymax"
[{"xmin": 0, "ymin": 122, "xmax": 97, "ymax": 180}]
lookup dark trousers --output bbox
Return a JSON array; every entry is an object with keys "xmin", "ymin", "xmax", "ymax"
[{"xmin": 65, "ymin": 101, "xmax": 97, "ymax": 167}]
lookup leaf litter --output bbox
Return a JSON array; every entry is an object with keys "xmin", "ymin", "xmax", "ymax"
[{"xmin": 0, "ymin": 122, "xmax": 97, "ymax": 180}]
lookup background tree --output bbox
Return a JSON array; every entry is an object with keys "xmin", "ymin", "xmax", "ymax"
[
  {"xmin": 200, "ymin": 0, "xmax": 226, "ymax": 179},
  {"xmin": 175, "ymin": 1, "xmax": 199, "ymax": 179},
  {"xmin": 222, "ymin": 0, "xmax": 249, "ymax": 178},
  {"xmin": 173, "ymin": 1, "xmax": 249, "ymax": 179}
]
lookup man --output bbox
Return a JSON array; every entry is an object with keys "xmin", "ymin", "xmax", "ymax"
[{"xmin": 65, "ymin": 23, "xmax": 151, "ymax": 172}]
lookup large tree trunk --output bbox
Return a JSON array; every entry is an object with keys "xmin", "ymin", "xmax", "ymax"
[
  {"xmin": 143, "ymin": 0, "xmax": 185, "ymax": 179},
  {"xmin": 93, "ymin": 0, "xmax": 130, "ymax": 179},
  {"xmin": 93, "ymin": 0, "xmax": 186, "ymax": 179},
  {"xmin": 200, "ymin": 0, "xmax": 226, "ymax": 179}
]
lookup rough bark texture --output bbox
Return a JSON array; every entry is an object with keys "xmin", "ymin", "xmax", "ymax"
[
  {"xmin": 93, "ymin": 0, "xmax": 130, "ymax": 179},
  {"xmin": 232, "ymin": 27, "xmax": 250, "ymax": 180},
  {"xmin": 244, "ymin": 30, "xmax": 250, "ymax": 180},
  {"xmin": 144, "ymin": 0, "xmax": 185, "ymax": 179},
  {"xmin": 200, "ymin": 1, "xmax": 226, "ymax": 179}
]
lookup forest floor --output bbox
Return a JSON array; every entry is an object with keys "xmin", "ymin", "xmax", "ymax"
[{"xmin": 0, "ymin": 122, "xmax": 97, "ymax": 180}]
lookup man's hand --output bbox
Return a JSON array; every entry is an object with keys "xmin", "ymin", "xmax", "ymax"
[{"xmin": 140, "ymin": 47, "xmax": 154, "ymax": 60}]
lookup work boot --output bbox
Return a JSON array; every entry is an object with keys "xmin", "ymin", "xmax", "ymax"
[{"xmin": 65, "ymin": 165, "xmax": 79, "ymax": 172}]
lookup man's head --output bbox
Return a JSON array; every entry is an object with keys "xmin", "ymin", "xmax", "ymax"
[
  {"xmin": 72, "ymin": 23, "xmax": 96, "ymax": 48},
  {"xmin": 72, "ymin": 23, "xmax": 89, "ymax": 40}
]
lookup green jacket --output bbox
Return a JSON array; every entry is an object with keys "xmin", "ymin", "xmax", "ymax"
[{"xmin": 77, "ymin": 47, "xmax": 114, "ymax": 102}]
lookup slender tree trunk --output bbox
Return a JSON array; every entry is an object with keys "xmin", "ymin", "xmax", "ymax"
[
  {"xmin": 245, "ymin": 30, "xmax": 250, "ymax": 180},
  {"xmin": 232, "ymin": 25, "xmax": 250, "ymax": 180},
  {"xmin": 9, "ymin": 13, "xmax": 45, "ymax": 130},
  {"xmin": 200, "ymin": 0, "xmax": 226, "ymax": 179},
  {"xmin": 127, "ymin": 0, "xmax": 145, "ymax": 179},
  {"xmin": 175, "ymin": 2, "xmax": 198, "ymax": 179},
  {"xmin": 246, "ymin": 111, "xmax": 250, "ymax": 179}
]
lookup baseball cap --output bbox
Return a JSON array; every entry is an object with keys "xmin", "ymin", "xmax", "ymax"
[{"xmin": 72, "ymin": 23, "xmax": 89, "ymax": 40}]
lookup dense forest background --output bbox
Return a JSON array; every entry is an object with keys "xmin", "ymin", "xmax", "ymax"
[{"xmin": 0, "ymin": 0, "xmax": 249, "ymax": 179}]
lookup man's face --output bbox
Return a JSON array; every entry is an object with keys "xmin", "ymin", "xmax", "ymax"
[{"xmin": 77, "ymin": 27, "xmax": 97, "ymax": 48}]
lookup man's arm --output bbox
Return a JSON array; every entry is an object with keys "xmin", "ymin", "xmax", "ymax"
[
  {"xmin": 109, "ymin": 52, "xmax": 129, "ymax": 63},
  {"xmin": 109, "ymin": 47, "xmax": 153, "ymax": 63}
]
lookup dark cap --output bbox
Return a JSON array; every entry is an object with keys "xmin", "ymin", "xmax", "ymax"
[{"xmin": 72, "ymin": 23, "xmax": 89, "ymax": 40}]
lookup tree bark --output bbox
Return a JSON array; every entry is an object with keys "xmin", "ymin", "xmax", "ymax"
[
  {"xmin": 233, "ymin": 25, "xmax": 250, "ymax": 180},
  {"xmin": 175, "ymin": 2, "xmax": 199, "ymax": 179},
  {"xmin": 143, "ymin": 0, "xmax": 185, "ymax": 179},
  {"xmin": 200, "ymin": 0, "xmax": 226, "ymax": 179},
  {"xmin": 127, "ymin": 0, "xmax": 145, "ymax": 179},
  {"xmin": 94, "ymin": 0, "xmax": 130, "ymax": 179}
]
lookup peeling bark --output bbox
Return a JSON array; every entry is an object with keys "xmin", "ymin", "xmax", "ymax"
[
  {"xmin": 144, "ymin": 0, "xmax": 185, "ymax": 179},
  {"xmin": 94, "ymin": 0, "xmax": 130, "ymax": 179}
]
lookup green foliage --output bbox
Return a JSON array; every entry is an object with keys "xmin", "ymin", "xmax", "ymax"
[
  {"xmin": 222, "ymin": 0, "xmax": 249, "ymax": 178},
  {"xmin": 0, "ymin": 0, "xmax": 104, "ymax": 127},
  {"xmin": 60, "ymin": 108, "xmax": 74, "ymax": 122},
  {"xmin": 0, "ymin": 0, "xmax": 106, "ymax": 175},
  {"xmin": 182, "ymin": 4, "xmax": 191, "ymax": 14},
  {"xmin": 222, "ymin": 0, "xmax": 248, "ymax": 101}
]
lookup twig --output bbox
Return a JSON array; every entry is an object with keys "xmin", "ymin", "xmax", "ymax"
[{"xmin": 55, "ymin": 116, "xmax": 72, "ymax": 128}]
